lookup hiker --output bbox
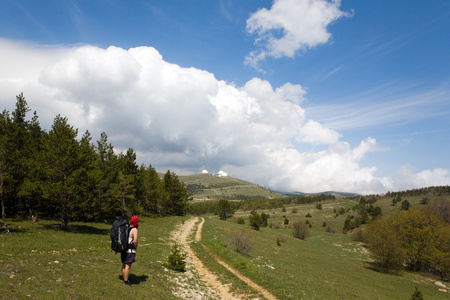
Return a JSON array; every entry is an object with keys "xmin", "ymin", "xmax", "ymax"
[{"xmin": 122, "ymin": 215, "xmax": 139, "ymax": 285}]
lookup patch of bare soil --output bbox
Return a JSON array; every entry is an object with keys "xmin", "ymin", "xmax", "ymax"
[{"xmin": 167, "ymin": 217, "xmax": 278, "ymax": 300}]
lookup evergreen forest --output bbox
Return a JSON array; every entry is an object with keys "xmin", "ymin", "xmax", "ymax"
[{"xmin": 0, "ymin": 93, "xmax": 190, "ymax": 228}]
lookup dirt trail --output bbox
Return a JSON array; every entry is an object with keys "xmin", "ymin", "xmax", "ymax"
[{"xmin": 169, "ymin": 217, "xmax": 277, "ymax": 300}]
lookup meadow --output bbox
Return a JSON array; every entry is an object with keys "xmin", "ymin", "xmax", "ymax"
[
  {"xmin": 1, "ymin": 194, "xmax": 449, "ymax": 299},
  {"xmin": 0, "ymin": 216, "xmax": 188, "ymax": 299}
]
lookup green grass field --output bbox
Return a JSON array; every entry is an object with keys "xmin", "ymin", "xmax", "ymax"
[
  {"xmin": 1, "ymin": 194, "xmax": 449, "ymax": 299},
  {"xmin": 0, "ymin": 216, "xmax": 189, "ymax": 299}
]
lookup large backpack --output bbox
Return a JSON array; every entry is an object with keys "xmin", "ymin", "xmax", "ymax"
[{"xmin": 110, "ymin": 216, "xmax": 131, "ymax": 253}]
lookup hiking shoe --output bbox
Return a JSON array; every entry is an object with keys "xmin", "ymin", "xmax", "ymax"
[{"xmin": 123, "ymin": 280, "xmax": 131, "ymax": 286}]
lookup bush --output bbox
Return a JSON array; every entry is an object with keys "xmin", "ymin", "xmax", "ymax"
[
  {"xmin": 390, "ymin": 208, "xmax": 449, "ymax": 277},
  {"xmin": 278, "ymin": 235, "xmax": 286, "ymax": 243},
  {"xmin": 419, "ymin": 197, "xmax": 430, "ymax": 205},
  {"xmin": 249, "ymin": 211, "xmax": 262, "ymax": 230},
  {"xmin": 164, "ymin": 243, "xmax": 187, "ymax": 272},
  {"xmin": 276, "ymin": 237, "xmax": 281, "ymax": 246},
  {"xmin": 217, "ymin": 199, "xmax": 234, "ymax": 220},
  {"xmin": 292, "ymin": 220, "xmax": 309, "ymax": 240},
  {"xmin": 316, "ymin": 203, "xmax": 322, "ymax": 210},
  {"xmin": 401, "ymin": 200, "xmax": 410, "ymax": 211},
  {"xmin": 236, "ymin": 217, "xmax": 245, "ymax": 225},
  {"xmin": 305, "ymin": 213, "xmax": 312, "ymax": 217},
  {"xmin": 322, "ymin": 221, "xmax": 327, "ymax": 227},
  {"xmin": 411, "ymin": 287, "xmax": 423, "ymax": 300},
  {"xmin": 260, "ymin": 212, "xmax": 269, "ymax": 227},
  {"xmin": 365, "ymin": 219, "xmax": 406, "ymax": 273},
  {"xmin": 292, "ymin": 208, "xmax": 297, "ymax": 213},
  {"xmin": 229, "ymin": 228, "xmax": 253, "ymax": 256},
  {"xmin": 430, "ymin": 199, "xmax": 450, "ymax": 223},
  {"xmin": 326, "ymin": 226, "xmax": 336, "ymax": 233},
  {"xmin": 352, "ymin": 228, "xmax": 365, "ymax": 242},
  {"xmin": 284, "ymin": 216, "xmax": 289, "ymax": 225}
]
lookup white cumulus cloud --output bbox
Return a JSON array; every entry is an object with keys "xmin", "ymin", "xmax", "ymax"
[
  {"xmin": 245, "ymin": 0, "xmax": 351, "ymax": 69},
  {"xmin": 1, "ymin": 38, "xmax": 448, "ymax": 195}
]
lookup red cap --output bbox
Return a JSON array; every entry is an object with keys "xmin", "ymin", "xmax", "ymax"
[{"xmin": 130, "ymin": 216, "xmax": 139, "ymax": 227}]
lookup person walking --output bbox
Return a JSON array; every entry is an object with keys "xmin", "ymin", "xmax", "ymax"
[{"xmin": 122, "ymin": 215, "xmax": 139, "ymax": 285}]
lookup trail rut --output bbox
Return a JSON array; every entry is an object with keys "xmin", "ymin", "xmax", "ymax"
[{"xmin": 168, "ymin": 217, "xmax": 277, "ymax": 300}]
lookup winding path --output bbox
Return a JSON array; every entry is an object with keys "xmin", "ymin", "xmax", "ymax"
[{"xmin": 170, "ymin": 217, "xmax": 277, "ymax": 300}]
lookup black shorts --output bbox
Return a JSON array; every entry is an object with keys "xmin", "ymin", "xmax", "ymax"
[{"xmin": 121, "ymin": 252, "xmax": 136, "ymax": 264}]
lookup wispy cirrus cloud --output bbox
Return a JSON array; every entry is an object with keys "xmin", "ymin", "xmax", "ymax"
[{"xmin": 306, "ymin": 83, "xmax": 450, "ymax": 131}]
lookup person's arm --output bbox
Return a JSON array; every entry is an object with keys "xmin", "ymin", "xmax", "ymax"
[{"xmin": 131, "ymin": 228, "xmax": 138, "ymax": 250}]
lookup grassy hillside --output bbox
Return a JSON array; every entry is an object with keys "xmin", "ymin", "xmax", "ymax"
[
  {"xmin": 1, "ymin": 190, "xmax": 448, "ymax": 299},
  {"xmin": 179, "ymin": 173, "xmax": 285, "ymax": 201},
  {"xmin": 193, "ymin": 194, "xmax": 450, "ymax": 299}
]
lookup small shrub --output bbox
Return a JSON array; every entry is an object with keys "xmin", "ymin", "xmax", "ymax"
[
  {"xmin": 284, "ymin": 216, "xmax": 289, "ymax": 225},
  {"xmin": 392, "ymin": 196, "xmax": 401, "ymax": 206},
  {"xmin": 322, "ymin": 221, "xmax": 327, "ymax": 227},
  {"xmin": 430, "ymin": 199, "xmax": 450, "ymax": 223},
  {"xmin": 164, "ymin": 243, "xmax": 187, "ymax": 272},
  {"xmin": 217, "ymin": 199, "xmax": 234, "ymax": 220},
  {"xmin": 411, "ymin": 287, "xmax": 423, "ymax": 300},
  {"xmin": 278, "ymin": 235, "xmax": 286, "ymax": 243},
  {"xmin": 249, "ymin": 211, "xmax": 262, "ymax": 230},
  {"xmin": 326, "ymin": 226, "xmax": 336, "ymax": 233},
  {"xmin": 292, "ymin": 220, "xmax": 309, "ymax": 240},
  {"xmin": 281, "ymin": 206, "xmax": 286, "ymax": 212},
  {"xmin": 292, "ymin": 208, "xmax": 297, "ymax": 213},
  {"xmin": 260, "ymin": 212, "xmax": 269, "ymax": 227},
  {"xmin": 316, "ymin": 203, "xmax": 323, "ymax": 210},
  {"xmin": 305, "ymin": 213, "xmax": 312, "ymax": 218},
  {"xmin": 352, "ymin": 228, "xmax": 365, "ymax": 242},
  {"xmin": 229, "ymin": 229, "xmax": 253, "ymax": 256},
  {"xmin": 401, "ymin": 200, "xmax": 410, "ymax": 211},
  {"xmin": 419, "ymin": 197, "xmax": 430, "ymax": 205},
  {"xmin": 237, "ymin": 217, "xmax": 245, "ymax": 225},
  {"xmin": 276, "ymin": 237, "xmax": 281, "ymax": 246}
]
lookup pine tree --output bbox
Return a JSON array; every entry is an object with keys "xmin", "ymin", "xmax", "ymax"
[
  {"xmin": 0, "ymin": 110, "xmax": 12, "ymax": 222},
  {"xmin": 7, "ymin": 93, "xmax": 31, "ymax": 216},
  {"xmin": 41, "ymin": 115, "xmax": 82, "ymax": 228},
  {"xmin": 163, "ymin": 171, "xmax": 189, "ymax": 216},
  {"xmin": 94, "ymin": 132, "xmax": 118, "ymax": 220},
  {"xmin": 135, "ymin": 164, "xmax": 165, "ymax": 215}
]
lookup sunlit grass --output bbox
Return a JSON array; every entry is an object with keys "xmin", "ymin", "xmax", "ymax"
[
  {"xmin": 195, "ymin": 196, "xmax": 448, "ymax": 299},
  {"xmin": 1, "ymin": 195, "xmax": 448, "ymax": 299},
  {"xmin": 0, "ymin": 217, "xmax": 183, "ymax": 299}
]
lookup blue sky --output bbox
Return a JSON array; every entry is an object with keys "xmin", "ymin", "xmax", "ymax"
[{"xmin": 1, "ymin": 0, "xmax": 449, "ymax": 194}]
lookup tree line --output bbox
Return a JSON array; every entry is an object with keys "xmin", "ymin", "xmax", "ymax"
[
  {"xmin": 187, "ymin": 194, "xmax": 336, "ymax": 216},
  {"xmin": 0, "ymin": 94, "xmax": 190, "ymax": 228}
]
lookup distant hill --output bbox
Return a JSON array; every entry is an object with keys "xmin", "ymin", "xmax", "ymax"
[
  {"xmin": 179, "ymin": 173, "xmax": 285, "ymax": 201},
  {"xmin": 284, "ymin": 191, "xmax": 360, "ymax": 198},
  {"xmin": 179, "ymin": 173, "xmax": 360, "ymax": 200}
]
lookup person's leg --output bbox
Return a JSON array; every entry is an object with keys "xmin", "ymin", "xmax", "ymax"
[{"xmin": 122, "ymin": 263, "xmax": 131, "ymax": 282}]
